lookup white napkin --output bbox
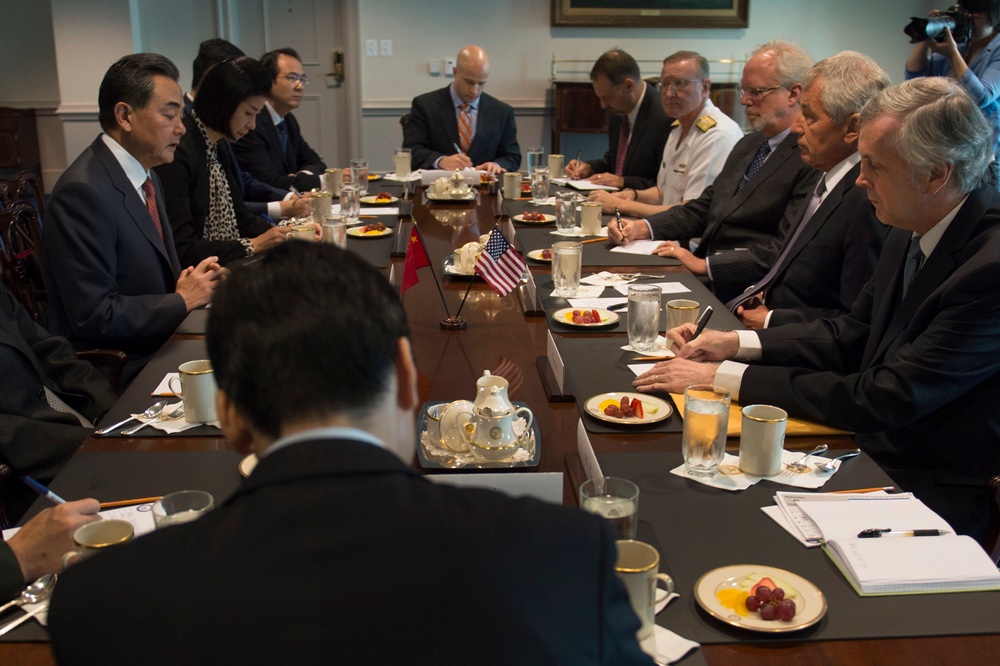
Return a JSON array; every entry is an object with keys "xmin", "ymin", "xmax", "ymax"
[
  {"xmin": 564, "ymin": 286, "xmax": 611, "ymax": 301},
  {"xmin": 356, "ymin": 207, "xmax": 399, "ymax": 216},
  {"xmin": 582, "ymin": 271, "xmax": 634, "ymax": 287},
  {"xmin": 611, "ymin": 282, "xmax": 690, "ymax": 296},
  {"xmin": 131, "ymin": 402, "xmax": 219, "ymax": 434},
  {"xmin": 151, "ymin": 373, "xmax": 178, "ymax": 397},
  {"xmin": 382, "ymin": 172, "xmax": 421, "ymax": 182},
  {"xmin": 550, "ymin": 226, "xmax": 608, "ymax": 238},
  {"xmin": 670, "ymin": 450, "xmax": 842, "ymax": 492},
  {"xmin": 528, "ymin": 196, "xmax": 557, "ymax": 206},
  {"xmin": 611, "ymin": 239, "xmax": 664, "ymax": 255},
  {"xmin": 620, "ymin": 336, "xmax": 674, "ymax": 358},
  {"xmin": 18, "ymin": 601, "xmax": 49, "ymax": 628},
  {"xmin": 640, "ymin": 625, "xmax": 700, "ymax": 665}
]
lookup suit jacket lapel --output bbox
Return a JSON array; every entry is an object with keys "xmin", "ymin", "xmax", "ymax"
[
  {"xmin": 624, "ymin": 92, "xmax": 650, "ymax": 171},
  {"xmin": 92, "ymin": 138, "xmax": 177, "ymax": 273},
  {"xmin": 438, "ymin": 88, "xmax": 461, "ymax": 149},
  {"xmin": 779, "ymin": 163, "xmax": 858, "ymax": 268},
  {"xmin": 711, "ymin": 133, "xmax": 772, "ymax": 222},
  {"xmin": 257, "ymin": 112, "xmax": 290, "ymax": 174}
]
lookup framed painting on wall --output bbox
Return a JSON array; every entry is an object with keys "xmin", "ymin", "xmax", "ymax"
[{"xmin": 552, "ymin": 0, "xmax": 749, "ymax": 29}]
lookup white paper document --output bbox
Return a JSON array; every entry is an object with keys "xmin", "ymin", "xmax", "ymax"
[
  {"xmin": 563, "ymin": 179, "xmax": 619, "ymax": 191},
  {"xmin": 611, "ymin": 240, "xmax": 665, "ymax": 255}
]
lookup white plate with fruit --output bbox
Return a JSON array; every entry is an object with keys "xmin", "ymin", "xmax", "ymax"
[
  {"xmin": 514, "ymin": 213, "xmax": 555, "ymax": 224},
  {"xmin": 527, "ymin": 248, "xmax": 552, "ymax": 262},
  {"xmin": 585, "ymin": 392, "xmax": 672, "ymax": 425},
  {"xmin": 552, "ymin": 307, "xmax": 619, "ymax": 327},
  {"xmin": 695, "ymin": 565, "xmax": 827, "ymax": 632}
]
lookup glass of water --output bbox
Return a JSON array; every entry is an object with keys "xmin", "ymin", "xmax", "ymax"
[
  {"xmin": 152, "ymin": 490, "xmax": 214, "ymax": 529},
  {"xmin": 350, "ymin": 158, "xmax": 369, "ymax": 195},
  {"xmin": 531, "ymin": 166, "xmax": 550, "ymax": 204},
  {"xmin": 555, "ymin": 191, "xmax": 578, "ymax": 232},
  {"xmin": 627, "ymin": 284, "xmax": 661, "ymax": 352},
  {"xmin": 340, "ymin": 184, "xmax": 361, "ymax": 224},
  {"xmin": 551, "ymin": 241, "xmax": 582, "ymax": 297},
  {"xmin": 393, "ymin": 149, "xmax": 411, "ymax": 178},
  {"xmin": 322, "ymin": 214, "xmax": 347, "ymax": 248},
  {"xmin": 579, "ymin": 477, "xmax": 639, "ymax": 540},
  {"xmin": 682, "ymin": 385, "xmax": 731, "ymax": 478},
  {"xmin": 526, "ymin": 146, "xmax": 544, "ymax": 175}
]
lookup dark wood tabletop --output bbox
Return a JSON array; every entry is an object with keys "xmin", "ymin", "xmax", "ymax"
[{"xmin": 5, "ymin": 181, "xmax": 997, "ymax": 664}]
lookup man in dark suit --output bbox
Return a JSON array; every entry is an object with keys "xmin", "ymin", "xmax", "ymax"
[
  {"xmin": 727, "ymin": 51, "xmax": 890, "ymax": 329},
  {"xmin": 637, "ymin": 78, "xmax": 1000, "ymax": 542},
  {"xmin": 184, "ymin": 39, "xmax": 311, "ymax": 220},
  {"xmin": 49, "ymin": 243, "xmax": 652, "ymax": 665},
  {"xmin": 610, "ymin": 40, "xmax": 820, "ymax": 303},
  {"xmin": 231, "ymin": 47, "xmax": 326, "ymax": 191},
  {"xmin": 565, "ymin": 49, "xmax": 673, "ymax": 190},
  {"xmin": 0, "ymin": 282, "xmax": 114, "ymax": 493},
  {"xmin": 42, "ymin": 54, "xmax": 225, "ymax": 384},
  {"xmin": 404, "ymin": 45, "xmax": 521, "ymax": 174}
]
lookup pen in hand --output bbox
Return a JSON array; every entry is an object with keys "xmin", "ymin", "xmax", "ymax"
[
  {"xmin": 453, "ymin": 142, "xmax": 464, "ymax": 156},
  {"xmin": 689, "ymin": 306, "xmax": 714, "ymax": 340},
  {"xmin": 572, "ymin": 150, "xmax": 582, "ymax": 178},
  {"xmin": 615, "ymin": 207, "xmax": 623, "ymax": 232},
  {"xmin": 21, "ymin": 476, "xmax": 67, "ymax": 505}
]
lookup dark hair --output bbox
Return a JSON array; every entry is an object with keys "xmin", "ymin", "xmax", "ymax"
[
  {"xmin": 260, "ymin": 47, "xmax": 302, "ymax": 80},
  {"xmin": 590, "ymin": 49, "xmax": 641, "ymax": 85},
  {"xmin": 206, "ymin": 242, "xmax": 410, "ymax": 439},
  {"xmin": 191, "ymin": 38, "xmax": 245, "ymax": 92},
  {"xmin": 663, "ymin": 51, "xmax": 710, "ymax": 80},
  {"xmin": 193, "ymin": 56, "xmax": 272, "ymax": 140},
  {"xmin": 98, "ymin": 53, "xmax": 180, "ymax": 131},
  {"xmin": 959, "ymin": 0, "xmax": 1000, "ymax": 27}
]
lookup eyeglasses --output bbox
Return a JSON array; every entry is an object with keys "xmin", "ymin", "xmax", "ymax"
[
  {"xmin": 283, "ymin": 73, "xmax": 310, "ymax": 86},
  {"xmin": 739, "ymin": 85, "xmax": 782, "ymax": 99},
  {"xmin": 655, "ymin": 79, "xmax": 700, "ymax": 93}
]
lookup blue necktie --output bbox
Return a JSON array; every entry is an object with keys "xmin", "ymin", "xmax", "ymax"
[
  {"xmin": 276, "ymin": 121, "xmax": 289, "ymax": 155},
  {"xmin": 738, "ymin": 140, "xmax": 772, "ymax": 191},
  {"xmin": 902, "ymin": 235, "xmax": 923, "ymax": 300}
]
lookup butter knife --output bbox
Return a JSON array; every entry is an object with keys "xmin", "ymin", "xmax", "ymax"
[{"xmin": 0, "ymin": 604, "xmax": 48, "ymax": 637}]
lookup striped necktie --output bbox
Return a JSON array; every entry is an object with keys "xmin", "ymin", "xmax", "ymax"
[
  {"xmin": 458, "ymin": 103, "xmax": 473, "ymax": 154},
  {"xmin": 276, "ymin": 121, "xmax": 289, "ymax": 154},
  {"xmin": 738, "ymin": 140, "xmax": 772, "ymax": 191},
  {"xmin": 141, "ymin": 177, "xmax": 164, "ymax": 240},
  {"xmin": 902, "ymin": 235, "xmax": 923, "ymax": 300}
]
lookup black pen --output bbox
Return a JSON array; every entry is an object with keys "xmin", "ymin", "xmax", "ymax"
[
  {"xmin": 857, "ymin": 528, "xmax": 951, "ymax": 538},
  {"xmin": 22, "ymin": 476, "xmax": 67, "ymax": 505},
  {"xmin": 689, "ymin": 305, "xmax": 714, "ymax": 340}
]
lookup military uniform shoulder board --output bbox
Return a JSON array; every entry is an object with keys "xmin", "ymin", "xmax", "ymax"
[
  {"xmin": 695, "ymin": 115, "xmax": 717, "ymax": 133},
  {"xmin": 671, "ymin": 119, "xmax": 680, "ymax": 127}
]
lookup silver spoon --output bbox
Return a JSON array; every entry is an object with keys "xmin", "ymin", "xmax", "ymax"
[
  {"xmin": 0, "ymin": 574, "xmax": 56, "ymax": 617},
  {"xmin": 94, "ymin": 399, "xmax": 167, "ymax": 436},
  {"xmin": 815, "ymin": 448, "xmax": 862, "ymax": 473},
  {"xmin": 121, "ymin": 400, "xmax": 174, "ymax": 435},
  {"xmin": 786, "ymin": 443, "xmax": 829, "ymax": 471},
  {"xmin": 121, "ymin": 402, "xmax": 184, "ymax": 436}
]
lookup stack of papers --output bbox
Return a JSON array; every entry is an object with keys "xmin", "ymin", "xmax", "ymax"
[{"xmin": 780, "ymin": 492, "xmax": 1000, "ymax": 595}]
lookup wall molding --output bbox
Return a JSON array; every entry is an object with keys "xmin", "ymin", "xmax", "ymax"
[{"xmin": 363, "ymin": 100, "xmax": 552, "ymax": 117}]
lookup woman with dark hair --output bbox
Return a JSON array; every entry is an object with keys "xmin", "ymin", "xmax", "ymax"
[
  {"xmin": 906, "ymin": 0, "xmax": 1000, "ymax": 156},
  {"xmin": 156, "ymin": 56, "xmax": 315, "ymax": 266}
]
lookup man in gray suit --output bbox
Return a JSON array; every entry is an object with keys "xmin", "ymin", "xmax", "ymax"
[
  {"xmin": 610, "ymin": 40, "xmax": 820, "ymax": 302},
  {"xmin": 43, "ymin": 54, "xmax": 224, "ymax": 384}
]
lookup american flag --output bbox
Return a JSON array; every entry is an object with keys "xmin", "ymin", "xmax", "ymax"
[{"xmin": 475, "ymin": 228, "xmax": 526, "ymax": 296}]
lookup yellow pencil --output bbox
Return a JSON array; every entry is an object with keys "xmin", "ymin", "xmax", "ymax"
[{"xmin": 100, "ymin": 496, "xmax": 162, "ymax": 509}]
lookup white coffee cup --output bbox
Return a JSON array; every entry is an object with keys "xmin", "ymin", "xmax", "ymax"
[
  {"xmin": 324, "ymin": 168, "xmax": 343, "ymax": 196},
  {"xmin": 666, "ymin": 299, "xmax": 700, "ymax": 331},
  {"xmin": 615, "ymin": 540, "xmax": 675, "ymax": 640},
  {"xmin": 61, "ymin": 519, "xmax": 134, "ymax": 568},
  {"xmin": 168, "ymin": 360, "xmax": 218, "ymax": 424},
  {"xmin": 502, "ymin": 172, "xmax": 522, "ymax": 200},
  {"xmin": 547, "ymin": 154, "xmax": 564, "ymax": 176},
  {"xmin": 580, "ymin": 202, "xmax": 602, "ymax": 235},
  {"xmin": 738, "ymin": 404, "xmax": 788, "ymax": 476}
]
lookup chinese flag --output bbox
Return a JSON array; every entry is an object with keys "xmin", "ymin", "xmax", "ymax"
[{"xmin": 401, "ymin": 226, "xmax": 430, "ymax": 293}]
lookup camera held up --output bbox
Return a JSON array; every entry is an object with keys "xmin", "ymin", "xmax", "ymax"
[{"xmin": 904, "ymin": 4, "xmax": 973, "ymax": 43}]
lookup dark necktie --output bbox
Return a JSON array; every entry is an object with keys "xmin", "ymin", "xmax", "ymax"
[
  {"xmin": 738, "ymin": 140, "xmax": 772, "ymax": 191},
  {"xmin": 458, "ymin": 103, "xmax": 473, "ymax": 154},
  {"xmin": 726, "ymin": 175, "xmax": 826, "ymax": 313},
  {"xmin": 615, "ymin": 115, "xmax": 630, "ymax": 176},
  {"xmin": 276, "ymin": 121, "xmax": 289, "ymax": 154},
  {"xmin": 141, "ymin": 177, "xmax": 164, "ymax": 240},
  {"xmin": 902, "ymin": 235, "xmax": 923, "ymax": 300}
]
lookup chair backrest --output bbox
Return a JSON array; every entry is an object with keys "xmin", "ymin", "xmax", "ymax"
[
  {"xmin": 13, "ymin": 170, "xmax": 45, "ymax": 220},
  {"xmin": 399, "ymin": 113, "xmax": 410, "ymax": 136},
  {"xmin": 0, "ymin": 201, "xmax": 47, "ymax": 325}
]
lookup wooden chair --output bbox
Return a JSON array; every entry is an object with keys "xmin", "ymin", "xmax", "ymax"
[
  {"xmin": 13, "ymin": 170, "xmax": 45, "ymax": 220},
  {"xmin": 0, "ymin": 201, "xmax": 47, "ymax": 325},
  {"xmin": 399, "ymin": 113, "xmax": 410, "ymax": 135}
]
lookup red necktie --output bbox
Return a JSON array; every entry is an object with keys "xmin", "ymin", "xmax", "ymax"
[
  {"xmin": 458, "ymin": 103, "xmax": 473, "ymax": 154},
  {"xmin": 614, "ymin": 115, "xmax": 630, "ymax": 176},
  {"xmin": 141, "ymin": 177, "xmax": 164, "ymax": 240}
]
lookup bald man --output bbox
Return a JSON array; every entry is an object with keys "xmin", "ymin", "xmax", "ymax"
[{"xmin": 404, "ymin": 46, "xmax": 521, "ymax": 173}]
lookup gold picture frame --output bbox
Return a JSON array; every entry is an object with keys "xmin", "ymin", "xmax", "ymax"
[{"xmin": 552, "ymin": 0, "xmax": 749, "ymax": 29}]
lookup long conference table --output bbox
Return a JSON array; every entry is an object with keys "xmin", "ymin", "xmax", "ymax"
[{"xmin": 4, "ymin": 176, "xmax": 998, "ymax": 664}]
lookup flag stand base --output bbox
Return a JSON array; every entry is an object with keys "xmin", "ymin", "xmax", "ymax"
[{"xmin": 440, "ymin": 316, "xmax": 467, "ymax": 330}]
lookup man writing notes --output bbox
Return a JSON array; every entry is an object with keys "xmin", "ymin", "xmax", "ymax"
[
  {"xmin": 404, "ymin": 45, "xmax": 521, "ymax": 174},
  {"xmin": 609, "ymin": 40, "xmax": 819, "ymax": 303},
  {"xmin": 565, "ymin": 49, "xmax": 673, "ymax": 190},
  {"xmin": 588, "ymin": 51, "xmax": 743, "ymax": 217},
  {"xmin": 637, "ymin": 78, "xmax": 1000, "ymax": 542},
  {"xmin": 49, "ymin": 243, "xmax": 652, "ymax": 665},
  {"xmin": 42, "ymin": 54, "xmax": 224, "ymax": 385},
  {"xmin": 232, "ymin": 47, "xmax": 326, "ymax": 191},
  {"xmin": 727, "ymin": 51, "xmax": 889, "ymax": 329}
]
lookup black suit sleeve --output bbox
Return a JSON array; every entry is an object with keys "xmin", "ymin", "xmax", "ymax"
[
  {"xmin": 490, "ymin": 105, "xmax": 521, "ymax": 172},
  {"xmin": 403, "ymin": 96, "xmax": 445, "ymax": 170}
]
